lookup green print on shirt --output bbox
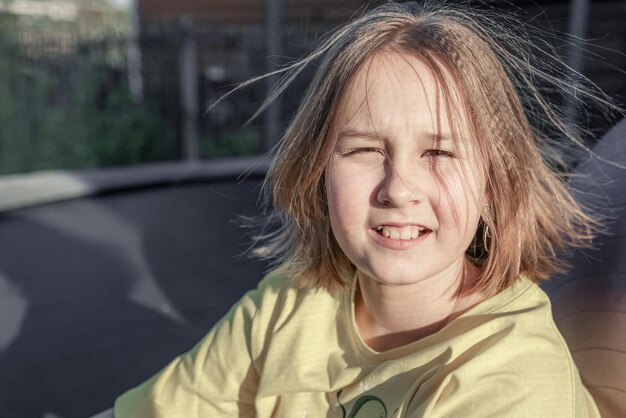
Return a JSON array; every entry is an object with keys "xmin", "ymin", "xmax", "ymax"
[{"xmin": 337, "ymin": 390, "xmax": 388, "ymax": 418}]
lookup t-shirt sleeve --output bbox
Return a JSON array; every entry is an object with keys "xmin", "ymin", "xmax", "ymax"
[
  {"xmin": 419, "ymin": 375, "xmax": 600, "ymax": 418},
  {"xmin": 407, "ymin": 282, "xmax": 601, "ymax": 418},
  {"xmin": 413, "ymin": 354, "xmax": 600, "ymax": 418},
  {"xmin": 113, "ymin": 276, "xmax": 277, "ymax": 418}
]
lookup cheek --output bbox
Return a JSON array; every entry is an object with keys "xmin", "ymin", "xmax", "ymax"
[
  {"xmin": 325, "ymin": 167, "xmax": 345, "ymax": 233},
  {"xmin": 326, "ymin": 177, "xmax": 357, "ymax": 227},
  {"xmin": 433, "ymin": 169, "xmax": 483, "ymax": 231},
  {"xmin": 325, "ymin": 163, "xmax": 373, "ymax": 231},
  {"xmin": 325, "ymin": 176, "xmax": 354, "ymax": 255}
]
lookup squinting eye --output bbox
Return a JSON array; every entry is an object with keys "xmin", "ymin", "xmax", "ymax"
[
  {"xmin": 423, "ymin": 149, "xmax": 456, "ymax": 158},
  {"xmin": 341, "ymin": 147, "xmax": 384, "ymax": 156}
]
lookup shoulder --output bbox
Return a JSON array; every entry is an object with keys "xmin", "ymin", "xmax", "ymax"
[
  {"xmin": 474, "ymin": 279, "xmax": 582, "ymax": 393},
  {"xmin": 428, "ymin": 278, "xmax": 599, "ymax": 416},
  {"xmin": 228, "ymin": 268, "xmax": 298, "ymax": 319},
  {"xmin": 237, "ymin": 267, "xmax": 342, "ymax": 344},
  {"xmin": 241, "ymin": 268, "xmax": 337, "ymax": 317}
]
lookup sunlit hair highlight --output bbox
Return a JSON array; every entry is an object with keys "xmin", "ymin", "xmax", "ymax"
[{"xmin": 251, "ymin": 1, "xmax": 609, "ymax": 296}]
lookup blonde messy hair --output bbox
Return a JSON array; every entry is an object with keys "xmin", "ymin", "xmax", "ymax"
[{"xmin": 253, "ymin": 1, "xmax": 608, "ymax": 296}]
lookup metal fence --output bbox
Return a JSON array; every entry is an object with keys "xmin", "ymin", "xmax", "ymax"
[
  {"xmin": 0, "ymin": 18, "xmax": 335, "ymax": 175},
  {"xmin": 138, "ymin": 20, "xmax": 330, "ymax": 160},
  {"xmin": 1, "ymin": 1, "xmax": 624, "ymax": 176}
]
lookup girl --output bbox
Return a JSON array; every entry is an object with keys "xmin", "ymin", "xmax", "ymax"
[{"xmin": 115, "ymin": 1, "xmax": 606, "ymax": 416}]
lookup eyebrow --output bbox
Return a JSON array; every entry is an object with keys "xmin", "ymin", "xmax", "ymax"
[
  {"xmin": 337, "ymin": 128, "xmax": 379, "ymax": 141},
  {"xmin": 337, "ymin": 128, "xmax": 455, "ymax": 144}
]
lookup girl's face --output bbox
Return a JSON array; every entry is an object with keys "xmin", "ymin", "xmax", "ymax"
[{"xmin": 325, "ymin": 51, "xmax": 484, "ymax": 288}]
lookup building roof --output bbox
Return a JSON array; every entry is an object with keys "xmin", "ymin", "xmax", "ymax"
[{"xmin": 138, "ymin": 0, "xmax": 364, "ymax": 24}]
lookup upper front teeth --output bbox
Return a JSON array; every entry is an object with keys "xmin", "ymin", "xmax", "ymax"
[{"xmin": 376, "ymin": 225, "xmax": 425, "ymax": 240}]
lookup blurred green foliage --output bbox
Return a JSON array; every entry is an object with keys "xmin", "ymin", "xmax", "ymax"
[
  {"xmin": 201, "ymin": 129, "xmax": 262, "ymax": 158},
  {"xmin": 0, "ymin": 7, "xmax": 268, "ymax": 176},
  {"xmin": 0, "ymin": 31, "xmax": 178, "ymax": 175}
]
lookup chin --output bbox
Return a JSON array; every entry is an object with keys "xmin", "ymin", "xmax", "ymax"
[{"xmin": 360, "ymin": 267, "xmax": 434, "ymax": 287}]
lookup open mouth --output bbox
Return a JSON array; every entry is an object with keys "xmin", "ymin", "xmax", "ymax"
[{"xmin": 373, "ymin": 225, "xmax": 430, "ymax": 240}]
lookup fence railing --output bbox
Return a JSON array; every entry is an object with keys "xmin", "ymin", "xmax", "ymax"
[
  {"xmin": 0, "ymin": 14, "xmax": 342, "ymax": 176},
  {"xmin": 1, "ymin": 1, "xmax": 624, "ymax": 176}
]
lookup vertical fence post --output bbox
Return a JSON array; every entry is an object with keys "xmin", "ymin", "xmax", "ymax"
[
  {"xmin": 179, "ymin": 15, "xmax": 200, "ymax": 161},
  {"xmin": 264, "ymin": 0, "xmax": 283, "ymax": 152},
  {"xmin": 128, "ymin": 0, "xmax": 143, "ymax": 104},
  {"xmin": 565, "ymin": 0, "xmax": 590, "ymax": 127},
  {"xmin": 562, "ymin": 0, "xmax": 590, "ymax": 167}
]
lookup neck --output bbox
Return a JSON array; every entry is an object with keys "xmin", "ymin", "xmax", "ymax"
[{"xmin": 354, "ymin": 258, "xmax": 483, "ymax": 352}]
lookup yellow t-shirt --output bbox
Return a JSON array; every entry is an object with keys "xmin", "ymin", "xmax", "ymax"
[{"xmin": 115, "ymin": 271, "xmax": 600, "ymax": 417}]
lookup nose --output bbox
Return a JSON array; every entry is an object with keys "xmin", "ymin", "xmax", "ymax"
[{"xmin": 376, "ymin": 158, "xmax": 425, "ymax": 207}]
